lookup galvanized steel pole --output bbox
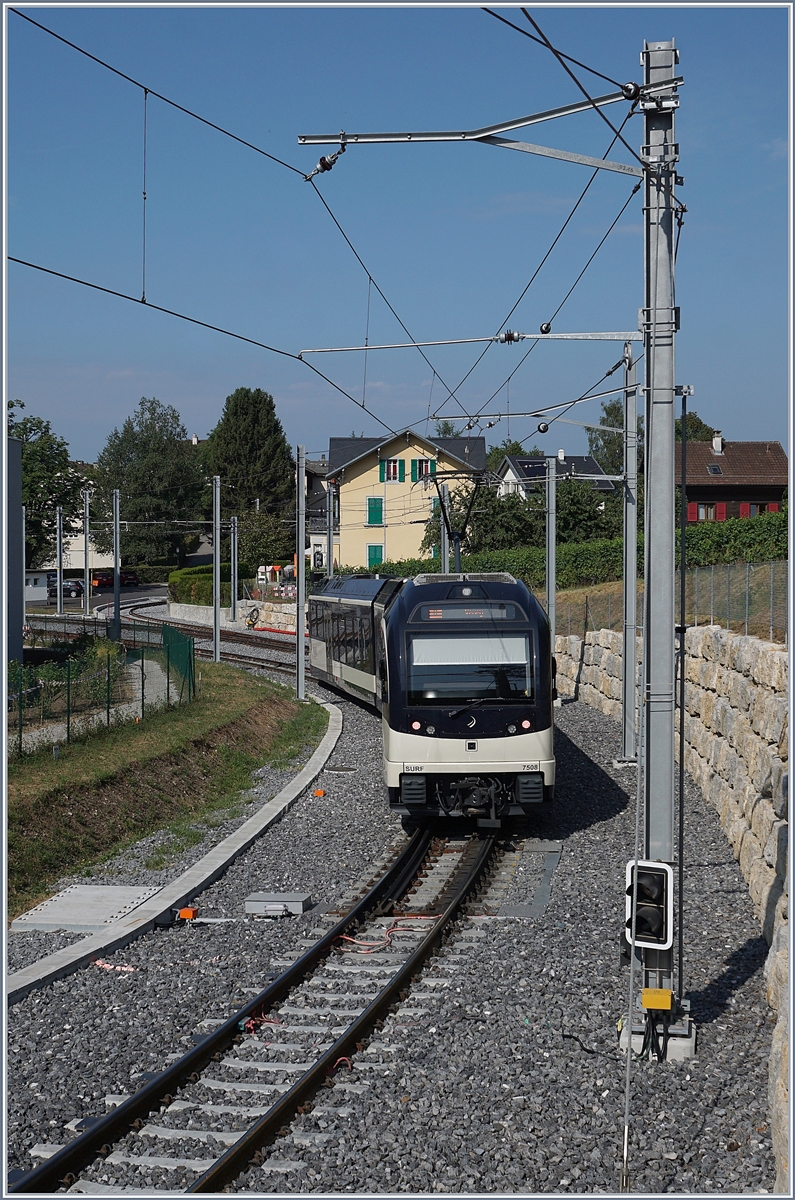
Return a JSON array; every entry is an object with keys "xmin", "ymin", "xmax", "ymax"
[
  {"xmin": 622, "ymin": 344, "xmax": 638, "ymax": 760},
  {"xmin": 641, "ymin": 40, "xmax": 679, "ymax": 990},
  {"xmin": 231, "ymin": 515, "xmax": 238, "ymax": 624},
  {"xmin": 326, "ymin": 479, "xmax": 334, "ymax": 577},
  {"xmin": 212, "ymin": 476, "xmax": 221, "ymax": 663},
  {"xmin": 440, "ymin": 483, "xmax": 450, "ymax": 574},
  {"xmin": 83, "ymin": 489, "xmax": 91, "ymax": 616},
  {"xmin": 296, "ymin": 445, "xmax": 306, "ymax": 701},
  {"xmin": 56, "ymin": 506, "xmax": 63, "ymax": 615},
  {"xmin": 112, "ymin": 489, "xmax": 121, "ymax": 640},
  {"xmin": 545, "ymin": 458, "xmax": 556, "ymax": 641}
]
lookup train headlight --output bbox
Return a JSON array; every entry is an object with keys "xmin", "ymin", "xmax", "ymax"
[
  {"xmin": 411, "ymin": 721, "xmax": 422, "ymax": 730},
  {"xmin": 426, "ymin": 725, "xmax": 436, "ymax": 735},
  {"xmin": 521, "ymin": 719, "xmax": 532, "ymax": 729},
  {"xmin": 507, "ymin": 724, "xmax": 517, "ymax": 734}
]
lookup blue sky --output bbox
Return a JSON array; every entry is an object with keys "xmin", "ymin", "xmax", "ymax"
[{"xmin": 6, "ymin": 4, "xmax": 790, "ymax": 464}]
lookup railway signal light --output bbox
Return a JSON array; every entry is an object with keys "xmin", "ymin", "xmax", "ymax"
[{"xmin": 625, "ymin": 860, "xmax": 673, "ymax": 950}]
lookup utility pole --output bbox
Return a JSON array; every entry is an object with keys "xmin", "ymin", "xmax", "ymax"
[
  {"xmin": 212, "ymin": 476, "xmax": 220, "ymax": 663},
  {"xmin": 112, "ymin": 489, "xmax": 121, "ymax": 640},
  {"xmin": 440, "ymin": 483, "xmax": 450, "ymax": 573},
  {"xmin": 545, "ymin": 458, "xmax": 557, "ymax": 640},
  {"xmin": 326, "ymin": 478, "xmax": 335, "ymax": 577},
  {"xmin": 621, "ymin": 343, "xmax": 638, "ymax": 761},
  {"xmin": 83, "ymin": 488, "xmax": 91, "ymax": 617},
  {"xmin": 640, "ymin": 41, "xmax": 679, "ymax": 965},
  {"xmin": 21, "ymin": 504, "xmax": 26, "ymax": 623},
  {"xmin": 296, "ymin": 445, "xmax": 306, "ymax": 701},
  {"xmin": 56, "ymin": 506, "xmax": 64, "ymax": 615},
  {"xmin": 230, "ymin": 515, "xmax": 238, "ymax": 624}
]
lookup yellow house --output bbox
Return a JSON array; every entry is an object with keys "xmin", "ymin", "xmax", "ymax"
[{"xmin": 327, "ymin": 431, "xmax": 486, "ymax": 570}]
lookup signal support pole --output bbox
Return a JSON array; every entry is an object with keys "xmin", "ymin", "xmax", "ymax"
[
  {"xmin": 212, "ymin": 476, "xmax": 221, "ymax": 663},
  {"xmin": 296, "ymin": 445, "xmax": 306, "ymax": 701}
]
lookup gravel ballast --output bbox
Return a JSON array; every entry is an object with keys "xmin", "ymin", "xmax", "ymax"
[{"xmin": 6, "ymin": 692, "xmax": 776, "ymax": 1192}]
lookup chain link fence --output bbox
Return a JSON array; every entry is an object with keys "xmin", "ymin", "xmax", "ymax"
[
  {"xmin": 9, "ymin": 616, "xmax": 196, "ymax": 756},
  {"xmin": 547, "ymin": 560, "xmax": 787, "ymax": 645}
]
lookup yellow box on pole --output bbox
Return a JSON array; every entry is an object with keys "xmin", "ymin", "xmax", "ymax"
[{"xmin": 641, "ymin": 987, "xmax": 673, "ymax": 1011}]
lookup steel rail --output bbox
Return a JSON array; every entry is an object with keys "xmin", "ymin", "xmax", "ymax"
[
  {"xmin": 8, "ymin": 829, "xmax": 434, "ymax": 1194},
  {"xmin": 187, "ymin": 833, "xmax": 497, "ymax": 1192}
]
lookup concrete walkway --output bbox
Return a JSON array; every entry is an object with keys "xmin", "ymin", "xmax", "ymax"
[{"xmin": 6, "ymin": 700, "xmax": 342, "ymax": 1004}]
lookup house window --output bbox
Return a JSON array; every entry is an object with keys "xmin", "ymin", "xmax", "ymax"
[
  {"xmin": 366, "ymin": 497, "xmax": 384, "ymax": 526},
  {"xmin": 697, "ymin": 503, "xmax": 726, "ymax": 522},
  {"xmin": 411, "ymin": 458, "xmax": 436, "ymax": 481},
  {"xmin": 380, "ymin": 459, "xmax": 405, "ymax": 483},
  {"xmin": 367, "ymin": 544, "xmax": 384, "ymax": 570}
]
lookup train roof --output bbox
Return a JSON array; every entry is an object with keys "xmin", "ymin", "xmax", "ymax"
[{"xmin": 309, "ymin": 574, "xmax": 399, "ymax": 601}]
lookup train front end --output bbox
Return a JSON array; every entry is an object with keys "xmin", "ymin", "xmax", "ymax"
[{"xmin": 380, "ymin": 573, "xmax": 555, "ymax": 828}]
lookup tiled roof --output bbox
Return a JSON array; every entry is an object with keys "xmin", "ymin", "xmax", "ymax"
[
  {"xmin": 327, "ymin": 432, "xmax": 486, "ymax": 474},
  {"xmin": 675, "ymin": 441, "xmax": 787, "ymax": 486}
]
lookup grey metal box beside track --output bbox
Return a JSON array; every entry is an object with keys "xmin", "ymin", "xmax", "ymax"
[{"xmin": 244, "ymin": 892, "xmax": 313, "ymax": 915}]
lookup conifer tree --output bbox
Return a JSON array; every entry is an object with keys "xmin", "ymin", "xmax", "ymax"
[{"xmin": 208, "ymin": 388, "xmax": 294, "ymax": 515}]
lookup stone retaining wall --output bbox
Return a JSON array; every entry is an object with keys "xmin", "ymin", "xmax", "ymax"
[
  {"xmin": 167, "ymin": 600, "xmax": 300, "ymax": 633},
  {"xmin": 555, "ymin": 625, "xmax": 788, "ymax": 1192}
]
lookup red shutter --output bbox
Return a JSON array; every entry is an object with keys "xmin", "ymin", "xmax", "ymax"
[
  {"xmin": 768, "ymin": 502, "xmax": 779, "ymax": 513},
  {"xmin": 716, "ymin": 502, "xmax": 727, "ymax": 522},
  {"xmin": 739, "ymin": 502, "xmax": 750, "ymax": 519},
  {"xmin": 687, "ymin": 502, "xmax": 698, "ymax": 523}
]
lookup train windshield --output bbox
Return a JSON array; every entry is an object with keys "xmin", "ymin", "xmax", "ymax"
[{"xmin": 406, "ymin": 632, "xmax": 534, "ymax": 704}]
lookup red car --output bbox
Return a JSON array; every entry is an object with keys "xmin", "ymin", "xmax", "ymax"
[{"xmin": 121, "ymin": 571, "xmax": 140, "ymax": 586}]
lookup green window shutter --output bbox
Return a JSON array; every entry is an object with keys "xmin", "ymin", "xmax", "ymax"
[
  {"xmin": 410, "ymin": 459, "xmax": 418, "ymax": 483},
  {"xmin": 367, "ymin": 497, "xmax": 383, "ymax": 526},
  {"xmin": 367, "ymin": 544, "xmax": 384, "ymax": 570},
  {"xmin": 399, "ymin": 459, "xmax": 406, "ymax": 483},
  {"xmin": 379, "ymin": 460, "xmax": 386, "ymax": 483},
  {"xmin": 430, "ymin": 459, "xmax": 437, "ymax": 475}
]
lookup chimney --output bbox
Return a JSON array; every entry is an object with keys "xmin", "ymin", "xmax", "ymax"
[
  {"xmin": 191, "ymin": 434, "xmax": 198, "ymax": 446},
  {"xmin": 712, "ymin": 432, "xmax": 723, "ymax": 455},
  {"xmin": 558, "ymin": 448, "xmax": 565, "ymax": 462}
]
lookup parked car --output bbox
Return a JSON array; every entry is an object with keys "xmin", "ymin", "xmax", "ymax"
[
  {"xmin": 91, "ymin": 571, "xmax": 114, "ymax": 589},
  {"xmin": 120, "ymin": 571, "xmax": 140, "ymax": 586},
  {"xmin": 48, "ymin": 579, "xmax": 85, "ymax": 600}
]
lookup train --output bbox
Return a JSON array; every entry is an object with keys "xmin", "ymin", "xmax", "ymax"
[{"xmin": 308, "ymin": 571, "xmax": 556, "ymax": 830}]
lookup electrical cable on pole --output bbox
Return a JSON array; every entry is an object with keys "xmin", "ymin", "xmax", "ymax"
[
  {"xmin": 481, "ymin": 7, "xmax": 627, "ymax": 89},
  {"xmin": 8, "ymin": 258, "xmax": 397, "ymax": 436}
]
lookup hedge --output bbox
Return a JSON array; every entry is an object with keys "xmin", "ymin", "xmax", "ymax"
[{"xmin": 368, "ymin": 512, "xmax": 787, "ymax": 592}]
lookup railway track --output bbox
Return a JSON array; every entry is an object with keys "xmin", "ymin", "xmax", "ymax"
[{"xmin": 10, "ymin": 830, "xmax": 511, "ymax": 1194}]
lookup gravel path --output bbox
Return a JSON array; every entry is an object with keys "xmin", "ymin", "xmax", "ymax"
[{"xmin": 6, "ymin": 695, "xmax": 776, "ymax": 1193}]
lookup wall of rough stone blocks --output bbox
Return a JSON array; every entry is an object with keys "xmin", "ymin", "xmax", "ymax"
[{"xmin": 554, "ymin": 625, "xmax": 789, "ymax": 1192}]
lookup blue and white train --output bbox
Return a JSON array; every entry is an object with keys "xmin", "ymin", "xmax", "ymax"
[{"xmin": 308, "ymin": 572, "xmax": 556, "ymax": 829}]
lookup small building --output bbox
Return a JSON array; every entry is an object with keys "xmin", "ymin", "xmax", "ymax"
[
  {"xmin": 24, "ymin": 572, "xmax": 48, "ymax": 604},
  {"xmin": 327, "ymin": 431, "xmax": 486, "ymax": 570},
  {"xmin": 676, "ymin": 435, "xmax": 787, "ymax": 522},
  {"xmin": 496, "ymin": 453, "xmax": 614, "ymax": 497}
]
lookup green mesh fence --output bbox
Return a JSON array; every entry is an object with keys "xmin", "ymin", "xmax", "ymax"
[{"xmin": 12, "ymin": 616, "xmax": 196, "ymax": 755}]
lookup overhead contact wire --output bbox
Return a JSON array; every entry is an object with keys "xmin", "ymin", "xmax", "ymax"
[
  {"xmin": 9, "ymin": 8, "xmax": 306, "ymax": 177},
  {"xmin": 8, "ymin": 257, "xmax": 397, "ymax": 436},
  {"xmin": 481, "ymin": 7, "xmax": 624, "ymax": 88},
  {"xmin": 433, "ymin": 107, "xmax": 635, "ymax": 423}
]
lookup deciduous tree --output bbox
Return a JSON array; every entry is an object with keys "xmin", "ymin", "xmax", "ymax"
[
  {"xmin": 7, "ymin": 401, "xmax": 86, "ymax": 568},
  {"xmin": 93, "ymin": 397, "xmax": 204, "ymax": 565}
]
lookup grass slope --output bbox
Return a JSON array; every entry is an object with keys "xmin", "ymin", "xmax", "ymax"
[{"xmin": 7, "ymin": 663, "xmax": 328, "ymax": 918}]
